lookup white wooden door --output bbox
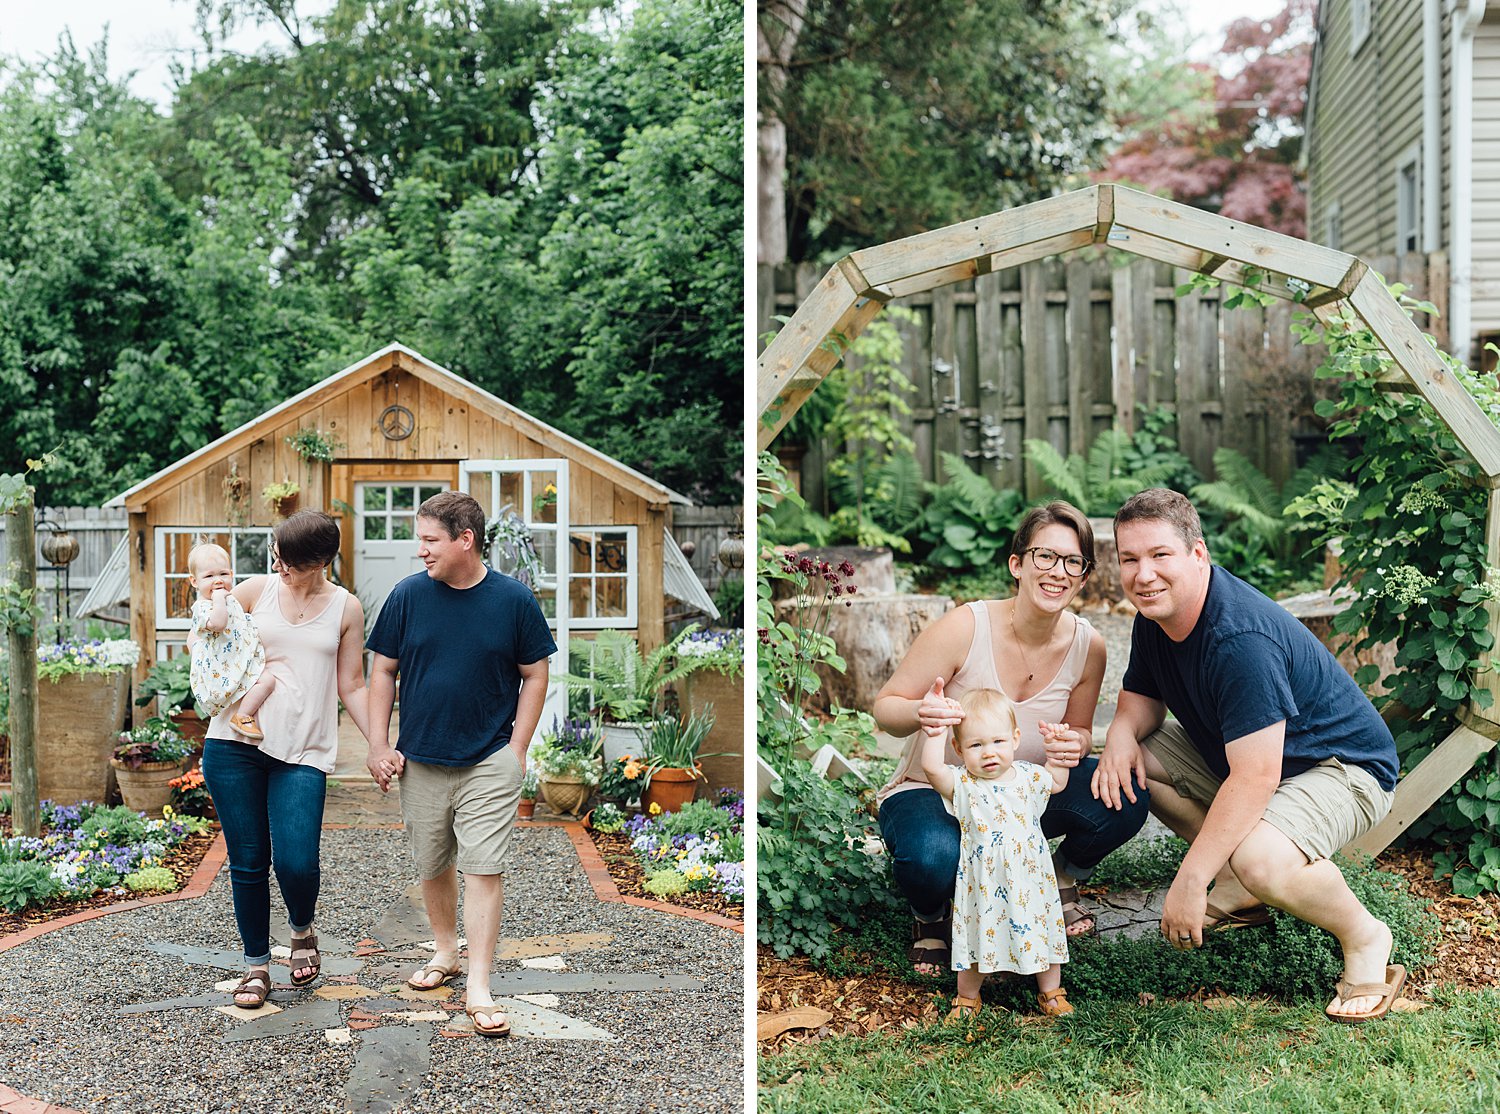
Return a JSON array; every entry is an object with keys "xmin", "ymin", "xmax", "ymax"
[
  {"xmin": 355, "ymin": 481, "xmax": 445, "ymax": 631},
  {"xmin": 459, "ymin": 459, "xmax": 570, "ymax": 729}
]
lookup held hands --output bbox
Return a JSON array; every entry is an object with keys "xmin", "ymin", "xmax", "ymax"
[
  {"xmin": 366, "ymin": 745, "xmax": 406, "ymax": 793},
  {"xmin": 1091, "ymin": 736, "xmax": 1149, "ymax": 810},
  {"xmin": 1038, "ymin": 722, "xmax": 1083, "ymax": 767},
  {"xmin": 917, "ymin": 677, "xmax": 964, "ymax": 738}
]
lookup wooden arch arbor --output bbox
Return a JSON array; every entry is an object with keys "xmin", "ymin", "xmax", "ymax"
[{"xmin": 758, "ymin": 182, "xmax": 1500, "ymax": 856}]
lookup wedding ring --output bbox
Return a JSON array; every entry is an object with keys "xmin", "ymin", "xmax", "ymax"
[{"xmin": 1177, "ymin": 934, "xmax": 1191, "ymax": 941}]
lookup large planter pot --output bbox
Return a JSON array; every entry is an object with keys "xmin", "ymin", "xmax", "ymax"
[
  {"xmin": 171, "ymin": 710, "xmax": 209, "ymax": 770},
  {"xmin": 642, "ymin": 765, "xmax": 701, "ymax": 814},
  {"xmin": 600, "ymin": 722, "xmax": 651, "ymax": 766},
  {"xmin": 111, "ymin": 758, "xmax": 185, "ymax": 816},
  {"xmin": 678, "ymin": 671, "xmax": 743, "ymax": 796},
  {"xmin": 540, "ymin": 775, "xmax": 591, "ymax": 817},
  {"xmin": 36, "ymin": 671, "xmax": 131, "ymax": 807}
]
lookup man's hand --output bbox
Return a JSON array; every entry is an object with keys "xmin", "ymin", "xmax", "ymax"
[
  {"xmin": 1159, "ymin": 874, "xmax": 1209, "ymax": 951},
  {"xmin": 1039, "ymin": 722, "xmax": 1084, "ymax": 767},
  {"xmin": 917, "ymin": 677, "xmax": 963, "ymax": 738},
  {"xmin": 366, "ymin": 744, "xmax": 406, "ymax": 793},
  {"xmin": 1092, "ymin": 735, "xmax": 1147, "ymax": 810}
]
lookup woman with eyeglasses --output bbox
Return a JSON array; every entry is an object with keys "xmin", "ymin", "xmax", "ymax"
[
  {"xmin": 197, "ymin": 510, "xmax": 372, "ymax": 1009},
  {"xmin": 873, "ymin": 501, "xmax": 1151, "ymax": 976}
]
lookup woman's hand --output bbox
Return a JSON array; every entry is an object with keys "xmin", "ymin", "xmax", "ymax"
[
  {"xmin": 1039, "ymin": 721, "xmax": 1084, "ymax": 767},
  {"xmin": 917, "ymin": 677, "xmax": 963, "ymax": 737}
]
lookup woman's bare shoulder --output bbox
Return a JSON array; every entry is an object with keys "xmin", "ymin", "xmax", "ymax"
[{"xmin": 233, "ymin": 575, "xmax": 270, "ymax": 611}]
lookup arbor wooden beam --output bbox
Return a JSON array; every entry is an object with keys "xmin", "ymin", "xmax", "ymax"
[{"xmin": 1346, "ymin": 722, "xmax": 1497, "ymax": 856}]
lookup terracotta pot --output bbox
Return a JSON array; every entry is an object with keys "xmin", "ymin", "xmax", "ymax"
[
  {"xmin": 540, "ymin": 775, "xmax": 590, "ymax": 817},
  {"xmin": 171, "ymin": 710, "xmax": 209, "ymax": 770},
  {"xmin": 517, "ymin": 797, "xmax": 536, "ymax": 820},
  {"xmin": 36, "ymin": 671, "xmax": 131, "ymax": 807},
  {"xmin": 111, "ymin": 758, "xmax": 185, "ymax": 816},
  {"xmin": 678, "ymin": 671, "xmax": 743, "ymax": 796},
  {"xmin": 642, "ymin": 765, "xmax": 701, "ymax": 814}
]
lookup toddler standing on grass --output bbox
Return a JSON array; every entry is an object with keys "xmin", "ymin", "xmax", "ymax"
[
  {"xmin": 920, "ymin": 686, "xmax": 1074, "ymax": 1019},
  {"xmin": 187, "ymin": 542, "xmax": 274, "ymax": 740}
]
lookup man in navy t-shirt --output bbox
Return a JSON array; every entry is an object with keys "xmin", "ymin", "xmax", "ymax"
[
  {"xmin": 1093, "ymin": 489, "xmax": 1406, "ymax": 1024},
  {"xmin": 366, "ymin": 491, "xmax": 557, "ymax": 1038}
]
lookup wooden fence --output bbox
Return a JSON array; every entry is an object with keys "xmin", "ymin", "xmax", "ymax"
[
  {"xmin": 671, "ymin": 504, "xmax": 742, "ymax": 617},
  {"xmin": 0, "ymin": 506, "xmax": 129, "ymax": 639},
  {"xmin": 761, "ymin": 251, "xmax": 1446, "ymax": 511}
]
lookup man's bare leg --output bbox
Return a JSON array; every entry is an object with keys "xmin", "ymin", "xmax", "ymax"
[
  {"xmin": 409, "ymin": 867, "xmax": 461, "ymax": 989},
  {"xmin": 1229, "ymin": 822, "xmax": 1393, "ymax": 1016},
  {"xmin": 462, "ymin": 873, "xmax": 506, "ymax": 1031}
]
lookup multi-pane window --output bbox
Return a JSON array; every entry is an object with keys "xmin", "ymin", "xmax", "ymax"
[
  {"xmin": 1397, "ymin": 151, "xmax": 1420, "ymax": 257},
  {"xmin": 361, "ymin": 484, "xmax": 446, "ymax": 541},
  {"xmin": 569, "ymin": 527, "xmax": 637, "ymax": 627},
  {"xmin": 155, "ymin": 527, "xmax": 274, "ymax": 629}
]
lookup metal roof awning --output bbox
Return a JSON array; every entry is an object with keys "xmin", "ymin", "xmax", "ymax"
[
  {"xmin": 663, "ymin": 529, "xmax": 719, "ymax": 621},
  {"xmin": 74, "ymin": 535, "xmax": 130, "ymax": 621}
]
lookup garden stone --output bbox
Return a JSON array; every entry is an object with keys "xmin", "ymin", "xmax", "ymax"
[
  {"xmin": 346, "ymin": 1024, "xmax": 431, "ymax": 1113},
  {"xmin": 223, "ymin": 998, "xmax": 342, "ymax": 1042}
]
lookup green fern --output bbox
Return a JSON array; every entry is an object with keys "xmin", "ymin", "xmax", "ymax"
[
  {"xmin": 1023, "ymin": 439, "xmax": 1088, "ymax": 509},
  {"xmin": 1192, "ymin": 449, "xmax": 1284, "ymax": 541},
  {"xmin": 561, "ymin": 627, "xmax": 702, "ymax": 722}
]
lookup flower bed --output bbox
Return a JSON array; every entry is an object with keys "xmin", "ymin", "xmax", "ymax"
[
  {"xmin": 0, "ymin": 799, "xmax": 214, "ymax": 915},
  {"xmin": 602, "ymin": 790, "xmax": 744, "ymax": 906}
]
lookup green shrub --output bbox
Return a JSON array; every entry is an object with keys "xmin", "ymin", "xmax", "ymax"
[
  {"xmin": 0, "ymin": 792, "xmax": 10, "ymax": 816},
  {"xmin": 914, "ymin": 453, "xmax": 1026, "ymax": 570},
  {"xmin": 758, "ymin": 762, "xmax": 900, "ymax": 960},
  {"xmin": 79, "ymin": 806, "xmax": 153, "ymax": 846},
  {"xmin": 660, "ymin": 798, "xmax": 738, "ymax": 839},
  {"xmin": 644, "ymin": 869, "xmax": 690, "ymax": 897},
  {"xmin": 1085, "ymin": 834, "xmax": 1189, "ymax": 890},
  {"xmin": 123, "ymin": 866, "xmax": 178, "ymax": 894},
  {"xmin": 0, "ymin": 861, "xmax": 59, "ymax": 913}
]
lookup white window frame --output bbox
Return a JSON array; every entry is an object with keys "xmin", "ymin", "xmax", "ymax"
[
  {"xmin": 1350, "ymin": 0, "xmax": 1372, "ymax": 55},
  {"xmin": 1396, "ymin": 143, "xmax": 1421, "ymax": 257},
  {"xmin": 154, "ymin": 526, "xmax": 274, "ymax": 631},
  {"xmin": 568, "ymin": 525, "xmax": 638, "ymax": 629},
  {"xmin": 1324, "ymin": 199, "xmax": 1342, "ymax": 251}
]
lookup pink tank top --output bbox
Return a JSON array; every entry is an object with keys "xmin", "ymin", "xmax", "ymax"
[
  {"xmin": 877, "ymin": 601, "xmax": 1095, "ymax": 804},
  {"xmin": 207, "ymin": 575, "xmax": 347, "ymax": 773}
]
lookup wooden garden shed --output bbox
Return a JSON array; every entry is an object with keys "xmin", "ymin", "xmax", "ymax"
[{"xmin": 104, "ymin": 343, "xmax": 714, "ymax": 725}]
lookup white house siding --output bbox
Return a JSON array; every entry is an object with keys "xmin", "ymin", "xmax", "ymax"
[
  {"xmin": 1470, "ymin": 17, "xmax": 1500, "ymax": 340},
  {"xmin": 1306, "ymin": 0, "xmax": 1430, "ymax": 256}
]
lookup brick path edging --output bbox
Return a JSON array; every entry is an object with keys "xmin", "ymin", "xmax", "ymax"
[{"xmin": 0, "ymin": 1082, "xmax": 87, "ymax": 1114}]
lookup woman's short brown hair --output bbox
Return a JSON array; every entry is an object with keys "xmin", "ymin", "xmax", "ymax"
[
  {"xmin": 273, "ymin": 510, "xmax": 341, "ymax": 569},
  {"xmin": 1011, "ymin": 501, "xmax": 1095, "ymax": 570}
]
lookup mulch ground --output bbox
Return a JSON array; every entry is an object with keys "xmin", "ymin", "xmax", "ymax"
[
  {"xmin": 587, "ymin": 829, "xmax": 743, "ymax": 922},
  {"xmin": 756, "ymin": 845, "xmax": 1500, "ymax": 1048},
  {"xmin": 0, "ymin": 823, "xmax": 219, "ymax": 939}
]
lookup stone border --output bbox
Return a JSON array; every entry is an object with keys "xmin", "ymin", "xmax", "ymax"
[
  {"xmin": 562, "ymin": 821, "xmax": 744, "ymax": 934},
  {"xmin": 0, "ymin": 1082, "xmax": 86, "ymax": 1114},
  {"xmin": 0, "ymin": 833, "xmax": 229, "ymax": 955}
]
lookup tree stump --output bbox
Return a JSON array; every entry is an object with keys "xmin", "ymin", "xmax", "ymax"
[
  {"xmin": 1078, "ymin": 517, "xmax": 1121, "ymax": 609},
  {"xmin": 775, "ymin": 593, "xmax": 953, "ymax": 713}
]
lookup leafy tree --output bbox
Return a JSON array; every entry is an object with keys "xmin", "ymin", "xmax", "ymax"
[{"xmin": 1099, "ymin": 0, "xmax": 1313, "ymax": 236}]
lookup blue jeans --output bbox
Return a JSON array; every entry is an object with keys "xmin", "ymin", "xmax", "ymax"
[
  {"xmin": 200, "ymin": 738, "xmax": 326, "ymax": 965},
  {"xmin": 877, "ymin": 756, "xmax": 1151, "ymax": 918}
]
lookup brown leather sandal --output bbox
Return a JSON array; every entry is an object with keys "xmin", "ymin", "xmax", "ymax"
[
  {"xmin": 233, "ymin": 969, "xmax": 271, "ymax": 1009},
  {"xmin": 1057, "ymin": 886, "xmax": 1095, "ymax": 936},
  {"xmin": 288, "ymin": 934, "xmax": 321, "ymax": 987},
  {"xmin": 908, "ymin": 905, "xmax": 952, "ymax": 975},
  {"xmin": 1037, "ymin": 988, "xmax": 1074, "ymax": 1017},
  {"xmin": 406, "ymin": 961, "xmax": 462, "ymax": 990},
  {"xmin": 945, "ymin": 994, "xmax": 982, "ymax": 1023}
]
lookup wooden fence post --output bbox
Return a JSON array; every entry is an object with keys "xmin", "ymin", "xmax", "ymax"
[{"xmin": 7, "ymin": 498, "xmax": 39, "ymax": 838}]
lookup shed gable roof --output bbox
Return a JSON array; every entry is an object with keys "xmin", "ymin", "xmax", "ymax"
[{"xmin": 106, "ymin": 343, "xmax": 688, "ymax": 511}]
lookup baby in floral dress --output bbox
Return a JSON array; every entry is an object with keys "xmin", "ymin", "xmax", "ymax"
[
  {"xmin": 919, "ymin": 687, "xmax": 1073, "ymax": 1019},
  {"xmin": 187, "ymin": 542, "xmax": 273, "ymax": 740}
]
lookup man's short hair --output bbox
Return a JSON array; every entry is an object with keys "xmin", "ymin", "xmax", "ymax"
[
  {"xmin": 1114, "ymin": 488, "xmax": 1204, "ymax": 549},
  {"xmin": 955, "ymin": 688, "xmax": 1018, "ymax": 738},
  {"xmin": 274, "ymin": 510, "xmax": 342, "ymax": 569},
  {"xmin": 1011, "ymin": 501, "xmax": 1095, "ymax": 568},
  {"xmin": 418, "ymin": 490, "xmax": 486, "ymax": 542}
]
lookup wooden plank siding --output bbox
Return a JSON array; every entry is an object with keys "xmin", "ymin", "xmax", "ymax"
[{"xmin": 764, "ymin": 253, "xmax": 1448, "ymax": 502}]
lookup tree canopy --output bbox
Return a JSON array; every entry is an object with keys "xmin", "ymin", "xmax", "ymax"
[{"xmin": 0, "ymin": 0, "xmax": 743, "ymax": 506}]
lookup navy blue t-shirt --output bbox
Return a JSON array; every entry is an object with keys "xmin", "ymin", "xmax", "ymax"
[
  {"xmin": 366, "ymin": 569, "xmax": 558, "ymax": 767},
  {"xmin": 1121, "ymin": 566, "xmax": 1398, "ymax": 791}
]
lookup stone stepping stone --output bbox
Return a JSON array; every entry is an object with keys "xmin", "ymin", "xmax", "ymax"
[
  {"xmin": 346, "ymin": 1025, "xmax": 432, "ymax": 1113},
  {"xmin": 487, "ymin": 972, "xmax": 703, "ymax": 994},
  {"xmin": 449, "ymin": 998, "xmax": 616, "ymax": 1042},
  {"xmin": 224, "ymin": 998, "xmax": 342, "ymax": 1042}
]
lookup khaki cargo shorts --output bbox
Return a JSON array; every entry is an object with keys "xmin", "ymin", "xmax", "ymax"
[
  {"xmin": 1142, "ymin": 720, "xmax": 1395, "ymax": 862},
  {"xmin": 398, "ymin": 744, "xmax": 524, "ymax": 878}
]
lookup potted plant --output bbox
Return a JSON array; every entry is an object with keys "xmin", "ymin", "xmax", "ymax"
[
  {"xmin": 585, "ymin": 801, "xmax": 627, "ymax": 833},
  {"xmin": 529, "ymin": 717, "xmax": 601, "ymax": 817},
  {"xmin": 262, "ymin": 479, "xmax": 300, "ymax": 519},
  {"xmin": 518, "ymin": 768, "xmax": 538, "ymax": 820},
  {"xmin": 598, "ymin": 752, "xmax": 650, "ymax": 809},
  {"xmin": 285, "ymin": 427, "xmax": 342, "ymax": 465},
  {"xmin": 35, "ymin": 638, "xmax": 140, "ymax": 806},
  {"xmin": 168, "ymin": 766, "xmax": 215, "ymax": 819},
  {"xmin": 112, "ymin": 715, "xmax": 193, "ymax": 815},
  {"xmin": 135, "ymin": 655, "xmax": 209, "ymax": 748},
  {"xmin": 561, "ymin": 626, "xmax": 704, "ymax": 765},
  {"xmin": 639, "ymin": 711, "xmax": 723, "ymax": 815}
]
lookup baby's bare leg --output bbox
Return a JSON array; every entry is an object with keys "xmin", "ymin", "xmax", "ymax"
[
  {"xmin": 956, "ymin": 967, "xmax": 985, "ymax": 1000},
  {"xmin": 239, "ymin": 673, "xmax": 276, "ymax": 720},
  {"xmin": 1035, "ymin": 962, "xmax": 1062, "ymax": 994}
]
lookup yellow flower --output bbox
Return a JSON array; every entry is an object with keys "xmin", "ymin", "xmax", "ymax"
[{"xmin": 649, "ymin": 802, "xmax": 662, "ymax": 815}]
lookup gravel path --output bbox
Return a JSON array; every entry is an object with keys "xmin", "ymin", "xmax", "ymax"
[{"xmin": 0, "ymin": 825, "xmax": 743, "ymax": 1113}]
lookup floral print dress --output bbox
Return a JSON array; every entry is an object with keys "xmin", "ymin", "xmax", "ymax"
[
  {"xmin": 189, "ymin": 596, "xmax": 267, "ymax": 717},
  {"xmin": 950, "ymin": 760, "xmax": 1069, "ymax": 976}
]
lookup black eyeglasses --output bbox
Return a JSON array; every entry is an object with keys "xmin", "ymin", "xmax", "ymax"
[{"xmin": 1022, "ymin": 547, "xmax": 1092, "ymax": 577}]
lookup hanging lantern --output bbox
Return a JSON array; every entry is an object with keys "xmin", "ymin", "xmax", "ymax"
[
  {"xmin": 40, "ymin": 529, "xmax": 79, "ymax": 567},
  {"xmin": 717, "ymin": 531, "xmax": 745, "ymax": 572}
]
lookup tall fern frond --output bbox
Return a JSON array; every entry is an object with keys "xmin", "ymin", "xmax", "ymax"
[
  {"xmin": 871, "ymin": 453, "xmax": 924, "ymax": 529},
  {"xmin": 936, "ymin": 451, "xmax": 1000, "ymax": 507},
  {"xmin": 1023, "ymin": 439, "xmax": 1088, "ymax": 510},
  {"xmin": 1192, "ymin": 448, "xmax": 1283, "ymax": 540}
]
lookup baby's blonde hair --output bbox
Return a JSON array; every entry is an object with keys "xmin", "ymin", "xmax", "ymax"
[
  {"xmin": 955, "ymin": 688, "xmax": 1018, "ymax": 739},
  {"xmin": 187, "ymin": 542, "xmax": 231, "ymax": 579}
]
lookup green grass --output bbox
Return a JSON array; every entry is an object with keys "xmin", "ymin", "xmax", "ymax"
[{"xmin": 759, "ymin": 988, "xmax": 1500, "ymax": 1112}]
